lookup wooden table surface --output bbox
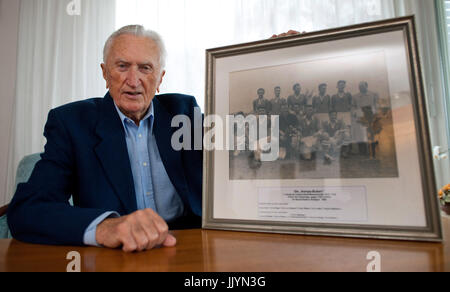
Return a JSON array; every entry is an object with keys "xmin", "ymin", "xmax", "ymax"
[{"xmin": 1, "ymin": 216, "xmax": 449, "ymax": 272}]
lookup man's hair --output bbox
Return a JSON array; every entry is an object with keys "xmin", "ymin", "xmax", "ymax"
[{"xmin": 103, "ymin": 25, "xmax": 167, "ymax": 69}]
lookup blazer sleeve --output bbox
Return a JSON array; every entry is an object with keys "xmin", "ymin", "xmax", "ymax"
[
  {"xmin": 7, "ymin": 109, "xmax": 110, "ymax": 246},
  {"xmin": 181, "ymin": 98, "xmax": 203, "ymax": 217}
]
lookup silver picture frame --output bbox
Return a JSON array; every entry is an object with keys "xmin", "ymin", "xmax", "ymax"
[{"xmin": 202, "ymin": 16, "xmax": 443, "ymax": 242}]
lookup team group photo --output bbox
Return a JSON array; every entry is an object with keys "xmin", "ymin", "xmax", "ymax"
[{"xmin": 229, "ymin": 52, "xmax": 400, "ymax": 180}]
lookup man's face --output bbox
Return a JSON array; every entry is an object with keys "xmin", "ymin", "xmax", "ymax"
[
  {"xmin": 319, "ymin": 85, "xmax": 327, "ymax": 95},
  {"xmin": 257, "ymin": 108, "xmax": 267, "ymax": 115},
  {"xmin": 258, "ymin": 89, "xmax": 265, "ymax": 98},
  {"xmin": 338, "ymin": 82, "xmax": 346, "ymax": 91},
  {"xmin": 274, "ymin": 87, "xmax": 281, "ymax": 97},
  {"xmin": 294, "ymin": 84, "xmax": 301, "ymax": 95},
  {"xmin": 101, "ymin": 34, "xmax": 165, "ymax": 121},
  {"xmin": 359, "ymin": 83, "xmax": 368, "ymax": 94},
  {"xmin": 329, "ymin": 112, "xmax": 337, "ymax": 123}
]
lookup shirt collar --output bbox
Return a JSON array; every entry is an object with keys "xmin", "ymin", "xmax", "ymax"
[{"xmin": 114, "ymin": 101, "xmax": 154, "ymax": 129}]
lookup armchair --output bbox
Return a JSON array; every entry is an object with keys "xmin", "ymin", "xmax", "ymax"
[{"xmin": 0, "ymin": 153, "xmax": 42, "ymax": 239}]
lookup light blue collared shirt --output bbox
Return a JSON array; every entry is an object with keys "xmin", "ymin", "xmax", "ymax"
[{"xmin": 83, "ymin": 101, "xmax": 185, "ymax": 246}]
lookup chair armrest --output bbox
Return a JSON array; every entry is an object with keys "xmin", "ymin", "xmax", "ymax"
[{"xmin": 0, "ymin": 205, "xmax": 8, "ymax": 217}]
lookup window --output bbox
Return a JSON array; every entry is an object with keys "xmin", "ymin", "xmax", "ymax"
[
  {"xmin": 436, "ymin": 0, "xmax": 450, "ymax": 148},
  {"xmin": 115, "ymin": 0, "xmax": 387, "ymax": 110}
]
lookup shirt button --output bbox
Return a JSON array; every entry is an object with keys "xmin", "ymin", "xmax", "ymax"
[
  {"xmin": 138, "ymin": 134, "xmax": 143, "ymax": 138},
  {"xmin": 143, "ymin": 162, "xmax": 148, "ymax": 167},
  {"xmin": 146, "ymin": 192, "xmax": 151, "ymax": 196}
]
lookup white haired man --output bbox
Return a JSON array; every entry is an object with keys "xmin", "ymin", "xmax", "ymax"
[{"xmin": 8, "ymin": 25, "xmax": 202, "ymax": 252}]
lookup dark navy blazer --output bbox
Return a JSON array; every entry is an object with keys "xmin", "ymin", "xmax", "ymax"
[{"xmin": 7, "ymin": 93, "xmax": 203, "ymax": 246}]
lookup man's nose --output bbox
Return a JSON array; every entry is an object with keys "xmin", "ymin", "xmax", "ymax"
[{"xmin": 126, "ymin": 68, "xmax": 140, "ymax": 88}]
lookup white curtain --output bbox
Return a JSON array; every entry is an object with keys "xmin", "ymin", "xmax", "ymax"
[
  {"xmin": 381, "ymin": 0, "xmax": 450, "ymax": 188},
  {"xmin": 116, "ymin": 0, "xmax": 449, "ymax": 187},
  {"xmin": 5, "ymin": 0, "xmax": 449, "ymax": 204},
  {"xmin": 5, "ymin": 0, "xmax": 116, "ymax": 204},
  {"xmin": 116, "ymin": 0, "xmax": 390, "ymax": 111}
]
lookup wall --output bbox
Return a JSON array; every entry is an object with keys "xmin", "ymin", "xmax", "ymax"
[{"xmin": 0, "ymin": 0, "xmax": 20, "ymax": 206}]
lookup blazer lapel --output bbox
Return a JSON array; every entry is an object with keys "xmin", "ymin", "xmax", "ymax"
[
  {"xmin": 94, "ymin": 93, "xmax": 137, "ymax": 214},
  {"xmin": 152, "ymin": 97, "xmax": 191, "ymax": 208}
]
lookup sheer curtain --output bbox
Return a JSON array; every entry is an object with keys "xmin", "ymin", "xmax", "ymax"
[
  {"xmin": 117, "ymin": 0, "xmax": 449, "ymax": 186},
  {"xmin": 116, "ymin": 0, "xmax": 389, "ymax": 110},
  {"xmin": 5, "ymin": 0, "xmax": 116, "ymax": 203},
  {"xmin": 382, "ymin": 0, "xmax": 450, "ymax": 188},
  {"xmin": 5, "ymin": 0, "xmax": 449, "ymax": 204}
]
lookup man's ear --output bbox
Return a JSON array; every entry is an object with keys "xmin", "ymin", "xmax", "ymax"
[
  {"xmin": 157, "ymin": 70, "xmax": 166, "ymax": 93},
  {"xmin": 101, "ymin": 63, "xmax": 109, "ymax": 89}
]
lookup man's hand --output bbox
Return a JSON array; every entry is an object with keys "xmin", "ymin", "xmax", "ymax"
[
  {"xmin": 96, "ymin": 209, "xmax": 176, "ymax": 252},
  {"xmin": 271, "ymin": 30, "xmax": 302, "ymax": 38}
]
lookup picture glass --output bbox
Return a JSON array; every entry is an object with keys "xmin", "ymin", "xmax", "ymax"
[{"xmin": 211, "ymin": 29, "xmax": 427, "ymax": 228}]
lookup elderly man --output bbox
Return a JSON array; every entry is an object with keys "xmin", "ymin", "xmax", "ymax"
[{"xmin": 7, "ymin": 25, "xmax": 202, "ymax": 252}]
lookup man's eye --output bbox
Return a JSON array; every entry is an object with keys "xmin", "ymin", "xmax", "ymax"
[{"xmin": 141, "ymin": 66, "xmax": 152, "ymax": 72}]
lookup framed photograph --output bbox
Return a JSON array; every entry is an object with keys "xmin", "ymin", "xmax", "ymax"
[{"xmin": 202, "ymin": 16, "xmax": 443, "ymax": 242}]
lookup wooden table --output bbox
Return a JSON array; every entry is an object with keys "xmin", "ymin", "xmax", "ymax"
[{"xmin": 1, "ymin": 217, "xmax": 449, "ymax": 272}]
